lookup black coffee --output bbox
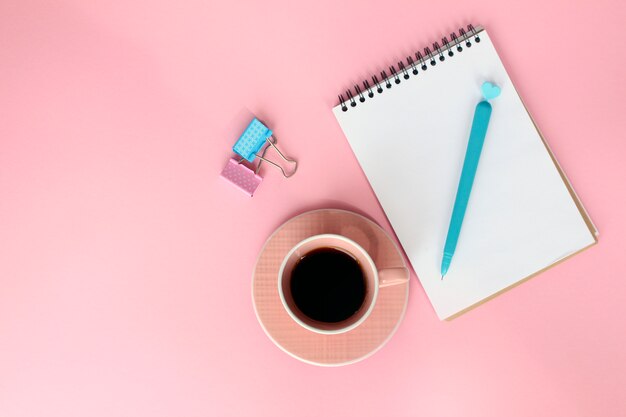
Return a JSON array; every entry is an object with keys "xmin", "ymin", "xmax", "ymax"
[{"xmin": 290, "ymin": 247, "xmax": 366, "ymax": 323}]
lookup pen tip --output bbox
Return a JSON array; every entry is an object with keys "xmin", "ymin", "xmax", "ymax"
[{"xmin": 441, "ymin": 274, "xmax": 444, "ymax": 280}]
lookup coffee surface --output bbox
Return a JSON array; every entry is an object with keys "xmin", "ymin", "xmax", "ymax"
[{"xmin": 290, "ymin": 247, "xmax": 366, "ymax": 323}]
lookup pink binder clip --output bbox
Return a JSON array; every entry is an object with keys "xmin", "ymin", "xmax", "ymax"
[{"xmin": 220, "ymin": 158, "xmax": 263, "ymax": 197}]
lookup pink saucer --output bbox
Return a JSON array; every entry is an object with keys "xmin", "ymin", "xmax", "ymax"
[{"xmin": 252, "ymin": 209, "xmax": 410, "ymax": 366}]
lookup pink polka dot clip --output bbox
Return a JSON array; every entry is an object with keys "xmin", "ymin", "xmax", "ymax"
[{"xmin": 220, "ymin": 158, "xmax": 263, "ymax": 197}]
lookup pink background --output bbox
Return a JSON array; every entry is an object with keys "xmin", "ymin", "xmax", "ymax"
[{"xmin": 1, "ymin": 0, "xmax": 625, "ymax": 416}]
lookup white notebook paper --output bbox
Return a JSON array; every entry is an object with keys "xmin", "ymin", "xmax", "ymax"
[{"xmin": 333, "ymin": 26, "xmax": 597, "ymax": 320}]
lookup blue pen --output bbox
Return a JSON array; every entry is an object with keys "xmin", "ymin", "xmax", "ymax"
[{"xmin": 441, "ymin": 82, "xmax": 501, "ymax": 279}]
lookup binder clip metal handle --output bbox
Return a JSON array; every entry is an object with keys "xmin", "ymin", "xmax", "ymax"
[
  {"xmin": 254, "ymin": 136, "xmax": 297, "ymax": 178},
  {"xmin": 232, "ymin": 118, "xmax": 297, "ymax": 178}
]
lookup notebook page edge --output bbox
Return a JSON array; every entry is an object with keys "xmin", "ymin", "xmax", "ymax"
[
  {"xmin": 443, "ymin": 238, "xmax": 597, "ymax": 320},
  {"xmin": 521, "ymin": 101, "xmax": 599, "ymax": 238}
]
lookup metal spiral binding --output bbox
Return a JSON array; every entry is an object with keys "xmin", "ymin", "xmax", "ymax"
[{"xmin": 338, "ymin": 24, "xmax": 481, "ymax": 112}]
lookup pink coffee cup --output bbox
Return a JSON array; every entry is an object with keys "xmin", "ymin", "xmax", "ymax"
[{"xmin": 278, "ymin": 234, "xmax": 409, "ymax": 334}]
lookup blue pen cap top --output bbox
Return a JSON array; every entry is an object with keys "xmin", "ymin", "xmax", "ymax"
[
  {"xmin": 232, "ymin": 118, "xmax": 273, "ymax": 162},
  {"xmin": 480, "ymin": 81, "xmax": 501, "ymax": 101}
]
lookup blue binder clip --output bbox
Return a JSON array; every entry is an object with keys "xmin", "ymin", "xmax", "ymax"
[{"xmin": 232, "ymin": 118, "xmax": 297, "ymax": 178}]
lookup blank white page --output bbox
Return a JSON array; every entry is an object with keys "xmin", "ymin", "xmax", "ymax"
[{"xmin": 333, "ymin": 29, "xmax": 596, "ymax": 320}]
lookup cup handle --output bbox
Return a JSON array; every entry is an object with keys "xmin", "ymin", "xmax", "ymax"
[{"xmin": 378, "ymin": 267, "xmax": 410, "ymax": 288}]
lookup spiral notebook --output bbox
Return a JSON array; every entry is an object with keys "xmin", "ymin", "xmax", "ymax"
[{"xmin": 332, "ymin": 25, "xmax": 597, "ymax": 320}]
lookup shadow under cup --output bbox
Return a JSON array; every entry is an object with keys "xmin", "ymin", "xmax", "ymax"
[{"xmin": 278, "ymin": 234, "xmax": 406, "ymax": 335}]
